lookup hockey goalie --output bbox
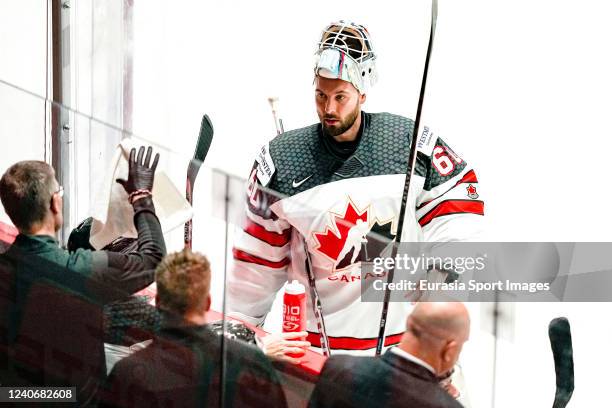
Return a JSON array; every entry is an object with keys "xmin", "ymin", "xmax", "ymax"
[{"xmin": 227, "ymin": 20, "xmax": 484, "ymax": 358}]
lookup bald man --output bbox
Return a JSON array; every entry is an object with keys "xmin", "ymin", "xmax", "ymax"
[{"xmin": 308, "ymin": 302, "xmax": 470, "ymax": 408}]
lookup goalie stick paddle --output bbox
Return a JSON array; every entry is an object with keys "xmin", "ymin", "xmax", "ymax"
[
  {"xmin": 375, "ymin": 0, "xmax": 438, "ymax": 356},
  {"xmin": 184, "ymin": 114, "xmax": 214, "ymax": 249},
  {"xmin": 549, "ymin": 317, "xmax": 574, "ymax": 408}
]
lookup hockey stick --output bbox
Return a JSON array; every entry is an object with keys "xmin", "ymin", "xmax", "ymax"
[
  {"xmin": 184, "ymin": 114, "xmax": 214, "ymax": 249},
  {"xmin": 303, "ymin": 240, "xmax": 331, "ymax": 356},
  {"xmin": 549, "ymin": 317, "xmax": 574, "ymax": 408},
  {"xmin": 267, "ymin": 97, "xmax": 285, "ymax": 135},
  {"xmin": 266, "ymin": 97, "xmax": 331, "ymax": 355},
  {"xmin": 375, "ymin": 0, "xmax": 438, "ymax": 356}
]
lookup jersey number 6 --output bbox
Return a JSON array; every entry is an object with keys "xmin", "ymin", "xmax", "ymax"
[{"xmin": 432, "ymin": 145, "xmax": 458, "ymax": 176}]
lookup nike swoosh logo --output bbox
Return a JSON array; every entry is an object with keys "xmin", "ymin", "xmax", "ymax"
[{"xmin": 292, "ymin": 175, "xmax": 313, "ymax": 188}]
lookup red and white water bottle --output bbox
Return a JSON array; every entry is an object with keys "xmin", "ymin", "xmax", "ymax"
[{"xmin": 282, "ymin": 280, "xmax": 306, "ymax": 334}]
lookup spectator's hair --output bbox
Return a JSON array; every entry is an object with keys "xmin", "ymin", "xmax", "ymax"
[
  {"xmin": 0, "ymin": 161, "xmax": 57, "ymax": 231},
  {"xmin": 155, "ymin": 249, "xmax": 211, "ymax": 315}
]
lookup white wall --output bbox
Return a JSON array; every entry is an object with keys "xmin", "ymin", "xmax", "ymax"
[
  {"xmin": 131, "ymin": 0, "xmax": 612, "ymax": 242},
  {"xmin": 0, "ymin": 0, "xmax": 49, "ymax": 224}
]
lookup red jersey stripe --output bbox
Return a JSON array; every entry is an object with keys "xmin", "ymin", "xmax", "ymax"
[
  {"xmin": 244, "ymin": 218, "xmax": 291, "ymax": 247},
  {"xmin": 419, "ymin": 199, "xmax": 484, "ymax": 227},
  {"xmin": 460, "ymin": 169, "xmax": 478, "ymax": 184},
  {"xmin": 417, "ymin": 169, "xmax": 479, "ymax": 210},
  {"xmin": 233, "ymin": 248, "xmax": 290, "ymax": 269},
  {"xmin": 306, "ymin": 331, "xmax": 404, "ymax": 350}
]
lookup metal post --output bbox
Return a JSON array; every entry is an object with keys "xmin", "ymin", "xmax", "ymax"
[{"xmin": 51, "ymin": 0, "xmax": 73, "ymax": 245}]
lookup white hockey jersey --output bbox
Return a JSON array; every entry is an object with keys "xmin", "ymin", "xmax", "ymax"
[{"xmin": 228, "ymin": 112, "xmax": 484, "ymax": 355}]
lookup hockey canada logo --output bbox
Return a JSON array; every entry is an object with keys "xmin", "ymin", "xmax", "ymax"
[
  {"xmin": 313, "ymin": 200, "xmax": 368, "ymax": 262},
  {"xmin": 313, "ymin": 199, "xmax": 396, "ymax": 271},
  {"xmin": 466, "ymin": 184, "xmax": 479, "ymax": 199}
]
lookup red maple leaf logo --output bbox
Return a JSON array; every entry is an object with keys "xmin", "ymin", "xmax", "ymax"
[
  {"xmin": 466, "ymin": 184, "xmax": 479, "ymax": 199},
  {"xmin": 313, "ymin": 201, "xmax": 368, "ymax": 261}
]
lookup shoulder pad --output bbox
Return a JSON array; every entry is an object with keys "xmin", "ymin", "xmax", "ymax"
[
  {"xmin": 416, "ymin": 125, "xmax": 436, "ymax": 156},
  {"xmin": 255, "ymin": 143, "xmax": 276, "ymax": 187}
]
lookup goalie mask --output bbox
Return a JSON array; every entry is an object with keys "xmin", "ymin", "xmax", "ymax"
[{"xmin": 314, "ymin": 21, "xmax": 378, "ymax": 94}]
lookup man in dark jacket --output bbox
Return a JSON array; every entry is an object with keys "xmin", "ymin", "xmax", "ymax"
[
  {"xmin": 0, "ymin": 146, "xmax": 166, "ymax": 406},
  {"xmin": 0, "ymin": 146, "xmax": 165, "ymax": 298},
  {"xmin": 101, "ymin": 249, "xmax": 287, "ymax": 408},
  {"xmin": 308, "ymin": 302, "xmax": 470, "ymax": 408}
]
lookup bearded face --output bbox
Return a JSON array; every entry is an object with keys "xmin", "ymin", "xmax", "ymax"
[
  {"xmin": 314, "ymin": 76, "xmax": 365, "ymax": 141},
  {"xmin": 322, "ymin": 101, "xmax": 360, "ymax": 137}
]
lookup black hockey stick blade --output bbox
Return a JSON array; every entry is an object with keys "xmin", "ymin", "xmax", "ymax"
[
  {"xmin": 375, "ymin": 0, "xmax": 438, "ymax": 356},
  {"xmin": 185, "ymin": 114, "xmax": 214, "ymax": 248},
  {"xmin": 549, "ymin": 317, "xmax": 574, "ymax": 408},
  {"xmin": 187, "ymin": 114, "xmax": 214, "ymax": 184},
  {"xmin": 195, "ymin": 114, "xmax": 214, "ymax": 161}
]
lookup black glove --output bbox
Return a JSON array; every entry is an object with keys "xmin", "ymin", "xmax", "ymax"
[{"xmin": 116, "ymin": 146, "xmax": 160, "ymax": 195}]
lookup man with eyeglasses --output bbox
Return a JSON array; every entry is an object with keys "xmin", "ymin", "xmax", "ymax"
[
  {"xmin": 0, "ymin": 146, "xmax": 165, "ymax": 295},
  {"xmin": 0, "ymin": 146, "xmax": 165, "ymax": 405}
]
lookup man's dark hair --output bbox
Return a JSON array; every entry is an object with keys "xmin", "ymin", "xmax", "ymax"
[
  {"xmin": 0, "ymin": 160, "xmax": 57, "ymax": 231},
  {"xmin": 155, "ymin": 249, "xmax": 211, "ymax": 315}
]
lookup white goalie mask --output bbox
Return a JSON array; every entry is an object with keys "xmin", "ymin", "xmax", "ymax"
[{"xmin": 314, "ymin": 21, "xmax": 378, "ymax": 94}]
